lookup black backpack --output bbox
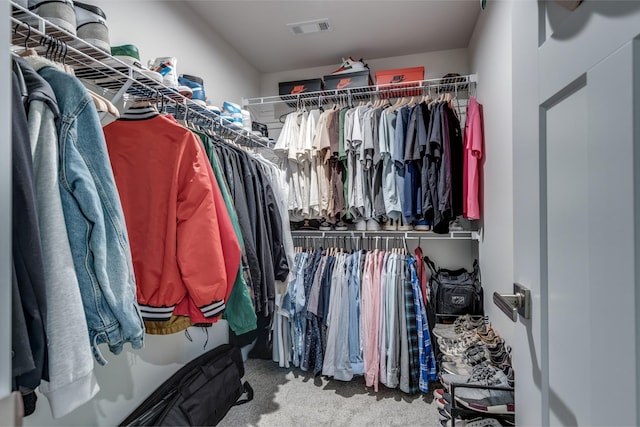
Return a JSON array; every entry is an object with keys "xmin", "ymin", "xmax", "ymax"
[
  {"xmin": 120, "ymin": 344, "xmax": 253, "ymax": 426},
  {"xmin": 424, "ymin": 257, "xmax": 483, "ymax": 323}
]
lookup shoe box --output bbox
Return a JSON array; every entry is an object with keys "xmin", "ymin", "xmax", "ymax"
[
  {"xmin": 375, "ymin": 66, "xmax": 424, "ymax": 98},
  {"xmin": 323, "ymin": 69, "xmax": 373, "ymax": 91},
  {"xmin": 279, "ymin": 78, "xmax": 324, "ymax": 106}
]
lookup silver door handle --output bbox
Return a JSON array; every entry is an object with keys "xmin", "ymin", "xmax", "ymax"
[{"xmin": 493, "ymin": 283, "xmax": 531, "ymax": 322}]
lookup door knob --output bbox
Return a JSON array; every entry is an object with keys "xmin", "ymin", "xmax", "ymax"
[{"xmin": 493, "ymin": 283, "xmax": 531, "ymax": 322}]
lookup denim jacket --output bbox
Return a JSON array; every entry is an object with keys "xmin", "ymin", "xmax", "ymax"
[{"xmin": 37, "ymin": 64, "xmax": 144, "ymax": 364}]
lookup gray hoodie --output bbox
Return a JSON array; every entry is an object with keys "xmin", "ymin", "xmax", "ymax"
[{"xmin": 15, "ymin": 56, "xmax": 99, "ymax": 418}]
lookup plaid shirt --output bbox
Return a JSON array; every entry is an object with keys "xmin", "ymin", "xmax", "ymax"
[
  {"xmin": 403, "ymin": 257, "xmax": 420, "ymax": 394},
  {"xmin": 408, "ymin": 257, "xmax": 438, "ymax": 392}
]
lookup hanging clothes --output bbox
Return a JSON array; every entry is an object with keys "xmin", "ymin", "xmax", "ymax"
[
  {"xmin": 275, "ymin": 95, "xmax": 471, "ymax": 230},
  {"xmin": 276, "ymin": 243, "xmax": 438, "ymax": 395},
  {"xmin": 13, "ymin": 56, "xmax": 98, "ymax": 418},
  {"xmin": 38, "ymin": 62, "xmax": 145, "ymax": 364},
  {"xmin": 463, "ymin": 96, "xmax": 483, "ymax": 220},
  {"xmin": 103, "ymin": 109, "xmax": 237, "ymax": 327}
]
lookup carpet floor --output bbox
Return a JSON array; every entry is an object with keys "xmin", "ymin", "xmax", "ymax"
[{"xmin": 220, "ymin": 358, "xmax": 443, "ymax": 427}]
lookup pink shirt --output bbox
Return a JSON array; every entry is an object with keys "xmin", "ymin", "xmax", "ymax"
[{"xmin": 463, "ymin": 97, "xmax": 483, "ymax": 220}]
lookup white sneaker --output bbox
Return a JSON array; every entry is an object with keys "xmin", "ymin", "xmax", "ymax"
[
  {"xmin": 330, "ymin": 57, "xmax": 368, "ymax": 75},
  {"xmin": 148, "ymin": 57, "xmax": 192, "ymax": 96}
]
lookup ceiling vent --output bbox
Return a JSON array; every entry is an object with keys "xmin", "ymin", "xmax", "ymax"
[{"xmin": 287, "ymin": 18, "xmax": 333, "ymax": 36}]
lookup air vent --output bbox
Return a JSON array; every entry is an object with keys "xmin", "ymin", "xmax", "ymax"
[{"xmin": 287, "ymin": 18, "xmax": 333, "ymax": 36}]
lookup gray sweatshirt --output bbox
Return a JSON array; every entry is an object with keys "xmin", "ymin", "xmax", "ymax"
[{"xmin": 17, "ymin": 56, "xmax": 99, "ymax": 418}]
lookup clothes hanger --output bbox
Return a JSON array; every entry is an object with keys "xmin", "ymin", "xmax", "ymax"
[{"xmin": 16, "ymin": 24, "xmax": 39, "ymax": 58}]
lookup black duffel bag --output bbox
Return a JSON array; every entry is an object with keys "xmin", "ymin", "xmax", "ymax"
[
  {"xmin": 120, "ymin": 344, "xmax": 253, "ymax": 426},
  {"xmin": 424, "ymin": 256, "xmax": 483, "ymax": 323}
]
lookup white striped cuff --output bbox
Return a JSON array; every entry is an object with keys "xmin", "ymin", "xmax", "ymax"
[
  {"xmin": 200, "ymin": 300, "xmax": 225, "ymax": 318},
  {"xmin": 139, "ymin": 305, "xmax": 176, "ymax": 321}
]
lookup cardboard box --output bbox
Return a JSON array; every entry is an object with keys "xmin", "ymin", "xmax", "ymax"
[
  {"xmin": 278, "ymin": 78, "xmax": 323, "ymax": 107},
  {"xmin": 375, "ymin": 66, "xmax": 425, "ymax": 98},
  {"xmin": 323, "ymin": 69, "xmax": 373, "ymax": 91}
]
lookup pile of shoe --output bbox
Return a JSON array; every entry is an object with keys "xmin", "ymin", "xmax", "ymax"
[
  {"xmin": 432, "ymin": 315, "xmax": 515, "ymax": 426},
  {"xmin": 26, "ymin": 0, "xmax": 111, "ymax": 52}
]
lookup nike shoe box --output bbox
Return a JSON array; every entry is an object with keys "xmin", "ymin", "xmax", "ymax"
[
  {"xmin": 323, "ymin": 69, "xmax": 373, "ymax": 91},
  {"xmin": 375, "ymin": 66, "xmax": 424, "ymax": 98},
  {"xmin": 279, "ymin": 78, "xmax": 323, "ymax": 107}
]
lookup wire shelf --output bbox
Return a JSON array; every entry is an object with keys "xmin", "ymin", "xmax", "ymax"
[
  {"xmin": 10, "ymin": 1, "xmax": 269, "ymax": 147},
  {"xmin": 243, "ymin": 74, "xmax": 477, "ymax": 108}
]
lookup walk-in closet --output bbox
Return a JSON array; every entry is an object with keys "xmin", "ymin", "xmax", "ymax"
[{"xmin": 3, "ymin": 1, "xmax": 640, "ymax": 426}]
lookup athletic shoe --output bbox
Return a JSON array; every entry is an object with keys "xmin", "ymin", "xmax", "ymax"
[
  {"xmin": 335, "ymin": 221, "xmax": 348, "ymax": 231},
  {"xmin": 438, "ymin": 334, "xmax": 481, "ymax": 357},
  {"xmin": 433, "ymin": 315, "xmax": 487, "ymax": 340},
  {"xmin": 179, "ymin": 74, "xmax": 206, "ymax": 106},
  {"xmin": 454, "ymin": 382, "xmax": 515, "ymax": 415},
  {"xmin": 108, "ymin": 44, "xmax": 162, "ymax": 83},
  {"xmin": 397, "ymin": 216, "xmax": 414, "ymax": 231},
  {"xmin": 449, "ymin": 219, "xmax": 464, "ymax": 231},
  {"xmin": 444, "ymin": 417, "xmax": 505, "ymax": 427},
  {"xmin": 414, "ymin": 219, "xmax": 431, "ymax": 231},
  {"xmin": 440, "ymin": 364, "xmax": 508, "ymax": 391},
  {"xmin": 443, "ymin": 365, "xmax": 514, "ymax": 415},
  {"xmin": 28, "ymin": 0, "xmax": 76, "ymax": 35},
  {"xmin": 354, "ymin": 219, "xmax": 367, "ymax": 231},
  {"xmin": 366, "ymin": 218, "xmax": 381, "ymax": 231},
  {"xmin": 74, "ymin": 1, "xmax": 110, "ymax": 52},
  {"xmin": 331, "ymin": 57, "xmax": 368, "ymax": 75},
  {"xmin": 383, "ymin": 218, "xmax": 398, "ymax": 231},
  {"xmin": 319, "ymin": 221, "xmax": 333, "ymax": 231},
  {"xmin": 436, "ymin": 397, "xmax": 449, "ymax": 410},
  {"xmin": 223, "ymin": 101, "xmax": 242, "ymax": 115},
  {"xmin": 148, "ymin": 57, "xmax": 192, "ymax": 96}
]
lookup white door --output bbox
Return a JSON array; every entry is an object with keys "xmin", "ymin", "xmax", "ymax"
[{"xmin": 511, "ymin": 1, "xmax": 640, "ymax": 425}]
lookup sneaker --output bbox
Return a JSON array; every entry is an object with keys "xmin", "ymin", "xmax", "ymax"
[
  {"xmin": 383, "ymin": 218, "xmax": 398, "ymax": 231},
  {"xmin": 107, "ymin": 44, "xmax": 162, "ymax": 83},
  {"xmin": 179, "ymin": 74, "xmax": 206, "ymax": 106},
  {"xmin": 432, "ymin": 315, "xmax": 486, "ymax": 340},
  {"xmin": 440, "ymin": 364, "xmax": 501, "ymax": 391},
  {"xmin": 452, "ymin": 368, "xmax": 514, "ymax": 415},
  {"xmin": 319, "ymin": 221, "xmax": 333, "ymax": 231},
  {"xmin": 438, "ymin": 334, "xmax": 481, "ymax": 357},
  {"xmin": 74, "ymin": 1, "xmax": 110, "ymax": 52},
  {"xmin": 28, "ymin": 0, "xmax": 76, "ymax": 35},
  {"xmin": 444, "ymin": 417, "xmax": 505, "ymax": 427},
  {"xmin": 331, "ymin": 57, "xmax": 368, "ymax": 75},
  {"xmin": 223, "ymin": 101, "xmax": 242, "ymax": 115},
  {"xmin": 148, "ymin": 57, "xmax": 192, "ymax": 96},
  {"xmin": 449, "ymin": 219, "xmax": 464, "ymax": 231},
  {"xmin": 397, "ymin": 216, "xmax": 414, "ymax": 231},
  {"xmin": 335, "ymin": 221, "xmax": 348, "ymax": 231},
  {"xmin": 366, "ymin": 218, "xmax": 381, "ymax": 231},
  {"xmin": 414, "ymin": 219, "xmax": 431, "ymax": 231},
  {"xmin": 354, "ymin": 219, "xmax": 367, "ymax": 231}
]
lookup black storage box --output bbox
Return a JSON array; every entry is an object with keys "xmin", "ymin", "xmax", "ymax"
[
  {"xmin": 279, "ymin": 78, "xmax": 323, "ymax": 107},
  {"xmin": 323, "ymin": 69, "xmax": 373, "ymax": 91},
  {"xmin": 279, "ymin": 78, "xmax": 323, "ymax": 96}
]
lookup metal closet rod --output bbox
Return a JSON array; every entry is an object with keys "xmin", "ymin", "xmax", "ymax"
[
  {"xmin": 242, "ymin": 74, "xmax": 478, "ymax": 107},
  {"xmin": 10, "ymin": 2, "xmax": 268, "ymax": 149}
]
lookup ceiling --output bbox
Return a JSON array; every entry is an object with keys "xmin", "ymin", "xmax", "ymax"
[{"xmin": 184, "ymin": 1, "xmax": 482, "ymax": 74}]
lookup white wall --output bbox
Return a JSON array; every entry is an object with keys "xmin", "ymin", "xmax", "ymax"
[
  {"xmin": 259, "ymin": 48, "xmax": 470, "ymax": 96},
  {"xmin": 24, "ymin": 1, "xmax": 252, "ymax": 425},
  {"xmin": 468, "ymin": 1, "xmax": 514, "ymax": 336},
  {"xmin": 90, "ymin": 0, "xmax": 260, "ymax": 107}
]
